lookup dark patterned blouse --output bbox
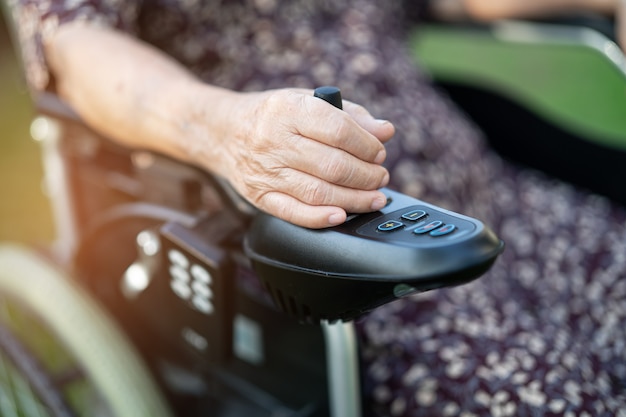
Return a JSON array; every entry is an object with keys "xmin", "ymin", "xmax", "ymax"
[{"xmin": 6, "ymin": 0, "xmax": 626, "ymax": 415}]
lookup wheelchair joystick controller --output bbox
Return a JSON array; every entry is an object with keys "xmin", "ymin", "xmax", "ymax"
[
  {"xmin": 244, "ymin": 86, "xmax": 504, "ymax": 323},
  {"xmin": 312, "ymin": 85, "xmax": 344, "ymax": 109}
]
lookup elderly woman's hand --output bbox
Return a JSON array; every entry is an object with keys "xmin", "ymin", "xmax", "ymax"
[
  {"xmin": 48, "ymin": 25, "xmax": 394, "ymax": 228},
  {"xmin": 186, "ymin": 88, "xmax": 394, "ymax": 228}
]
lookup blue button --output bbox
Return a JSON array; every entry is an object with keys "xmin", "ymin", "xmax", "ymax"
[
  {"xmin": 401, "ymin": 209, "xmax": 427, "ymax": 222},
  {"xmin": 377, "ymin": 220, "xmax": 404, "ymax": 232},
  {"xmin": 413, "ymin": 220, "xmax": 443, "ymax": 234},
  {"xmin": 430, "ymin": 223, "xmax": 456, "ymax": 237}
]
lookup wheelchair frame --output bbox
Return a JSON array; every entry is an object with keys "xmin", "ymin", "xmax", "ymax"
[{"xmin": 31, "ymin": 93, "xmax": 363, "ymax": 417}]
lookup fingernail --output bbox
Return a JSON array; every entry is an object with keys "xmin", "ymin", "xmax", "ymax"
[
  {"xmin": 371, "ymin": 195, "xmax": 387, "ymax": 211},
  {"xmin": 374, "ymin": 149, "xmax": 386, "ymax": 165},
  {"xmin": 328, "ymin": 212, "xmax": 346, "ymax": 226}
]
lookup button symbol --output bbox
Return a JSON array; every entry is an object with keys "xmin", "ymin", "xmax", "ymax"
[
  {"xmin": 413, "ymin": 220, "xmax": 443, "ymax": 234},
  {"xmin": 430, "ymin": 223, "xmax": 456, "ymax": 237},
  {"xmin": 377, "ymin": 220, "xmax": 404, "ymax": 232},
  {"xmin": 401, "ymin": 209, "xmax": 427, "ymax": 222}
]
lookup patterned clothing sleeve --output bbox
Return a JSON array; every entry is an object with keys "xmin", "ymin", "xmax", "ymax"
[{"xmin": 4, "ymin": 0, "xmax": 142, "ymax": 90}]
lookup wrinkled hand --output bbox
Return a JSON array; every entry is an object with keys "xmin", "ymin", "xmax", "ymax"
[
  {"xmin": 201, "ymin": 89, "xmax": 395, "ymax": 229},
  {"xmin": 46, "ymin": 25, "xmax": 392, "ymax": 229}
]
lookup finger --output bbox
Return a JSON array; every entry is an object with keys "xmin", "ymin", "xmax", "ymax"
[
  {"xmin": 298, "ymin": 95, "xmax": 387, "ymax": 164},
  {"xmin": 255, "ymin": 168, "xmax": 388, "ymax": 213},
  {"xmin": 272, "ymin": 135, "xmax": 390, "ymax": 190},
  {"xmin": 343, "ymin": 101, "xmax": 395, "ymax": 144},
  {"xmin": 259, "ymin": 191, "xmax": 347, "ymax": 228}
]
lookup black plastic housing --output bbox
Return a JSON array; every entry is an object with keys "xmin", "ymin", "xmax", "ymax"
[{"xmin": 244, "ymin": 188, "xmax": 504, "ymax": 322}]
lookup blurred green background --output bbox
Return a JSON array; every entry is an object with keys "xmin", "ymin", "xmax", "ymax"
[{"xmin": 0, "ymin": 18, "xmax": 53, "ymax": 245}]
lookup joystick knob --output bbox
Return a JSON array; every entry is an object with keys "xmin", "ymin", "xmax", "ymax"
[{"xmin": 314, "ymin": 86, "xmax": 343, "ymax": 110}]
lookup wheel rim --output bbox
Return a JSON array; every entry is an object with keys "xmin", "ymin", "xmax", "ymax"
[
  {"xmin": 0, "ymin": 245, "xmax": 173, "ymax": 417},
  {"xmin": 0, "ymin": 297, "xmax": 113, "ymax": 417}
]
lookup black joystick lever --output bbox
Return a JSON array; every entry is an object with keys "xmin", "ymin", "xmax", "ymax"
[
  {"xmin": 243, "ymin": 86, "xmax": 504, "ymax": 323},
  {"xmin": 313, "ymin": 86, "xmax": 344, "ymax": 110}
]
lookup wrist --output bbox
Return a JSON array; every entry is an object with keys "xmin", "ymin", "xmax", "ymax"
[{"xmin": 173, "ymin": 83, "xmax": 244, "ymax": 178}]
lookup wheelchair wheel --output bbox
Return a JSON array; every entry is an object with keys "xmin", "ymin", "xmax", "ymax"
[{"xmin": 0, "ymin": 244, "xmax": 173, "ymax": 417}]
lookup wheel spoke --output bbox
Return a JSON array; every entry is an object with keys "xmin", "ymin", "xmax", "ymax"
[{"xmin": 0, "ymin": 322, "xmax": 75, "ymax": 417}]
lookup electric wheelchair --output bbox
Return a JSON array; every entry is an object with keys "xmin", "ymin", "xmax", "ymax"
[{"xmin": 1, "ymin": 10, "xmax": 624, "ymax": 417}]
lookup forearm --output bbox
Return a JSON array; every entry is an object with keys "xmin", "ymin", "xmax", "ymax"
[
  {"xmin": 46, "ymin": 23, "xmax": 235, "ymax": 170},
  {"xmin": 44, "ymin": 23, "xmax": 393, "ymax": 228}
]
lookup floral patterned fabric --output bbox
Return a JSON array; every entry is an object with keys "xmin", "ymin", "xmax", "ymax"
[{"xmin": 5, "ymin": 0, "xmax": 626, "ymax": 415}]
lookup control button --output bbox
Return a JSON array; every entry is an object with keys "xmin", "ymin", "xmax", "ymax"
[
  {"xmin": 191, "ymin": 264, "xmax": 212, "ymax": 284},
  {"xmin": 171, "ymin": 279, "xmax": 192, "ymax": 300},
  {"xmin": 169, "ymin": 264, "xmax": 190, "ymax": 283},
  {"xmin": 192, "ymin": 294, "xmax": 214, "ymax": 315},
  {"xmin": 413, "ymin": 220, "xmax": 443, "ymax": 234},
  {"xmin": 168, "ymin": 249, "xmax": 189, "ymax": 269},
  {"xmin": 430, "ymin": 223, "xmax": 456, "ymax": 237},
  {"xmin": 192, "ymin": 280, "xmax": 213, "ymax": 299},
  {"xmin": 377, "ymin": 220, "xmax": 404, "ymax": 232},
  {"xmin": 401, "ymin": 209, "xmax": 427, "ymax": 222}
]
